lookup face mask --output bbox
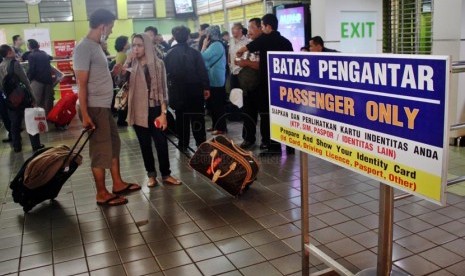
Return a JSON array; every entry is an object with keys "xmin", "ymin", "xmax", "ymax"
[{"xmin": 100, "ymin": 27, "xmax": 107, "ymax": 44}]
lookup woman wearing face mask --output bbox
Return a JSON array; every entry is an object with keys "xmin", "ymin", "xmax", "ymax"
[
  {"xmin": 126, "ymin": 33, "xmax": 181, "ymax": 187},
  {"xmin": 201, "ymin": 25, "xmax": 227, "ymax": 135}
]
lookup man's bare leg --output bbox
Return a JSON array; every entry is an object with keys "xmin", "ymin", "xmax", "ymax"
[
  {"xmin": 93, "ymin": 167, "xmax": 126, "ymax": 204},
  {"xmin": 110, "ymin": 157, "xmax": 140, "ymax": 192}
]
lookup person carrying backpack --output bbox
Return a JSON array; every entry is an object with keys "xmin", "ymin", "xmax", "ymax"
[{"xmin": 0, "ymin": 44, "xmax": 44, "ymax": 153}]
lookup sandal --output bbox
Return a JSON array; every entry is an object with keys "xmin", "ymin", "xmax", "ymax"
[
  {"xmin": 97, "ymin": 195, "xmax": 128, "ymax": 206},
  {"xmin": 147, "ymin": 177, "xmax": 158, "ymax": 188},
  {"xmin": 162, "ymin": 176, "xmax": 182, "ymax": 185},
  {"xmin": 112, "ymin": 183, "xmax": 141, "ymax": 195}
]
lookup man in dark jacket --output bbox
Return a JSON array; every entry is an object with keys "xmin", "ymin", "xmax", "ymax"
[
  {"xmin": 198, "ymin": 23, "xmax": 210, "ymax": 51},
  {"xmin": 236, "ymin": 13, "xmax": 294, "ymax": 155},
  {"xmin": 309, "ymin": 36, "xmax": 339, "ymax": 52},
  {"xmin": 165, "ymin": 26, "xmax": 210, "ymax": 155},
  {"xmin": 27, "ymin": 39, "xmax": 54, "ymax": 114}
]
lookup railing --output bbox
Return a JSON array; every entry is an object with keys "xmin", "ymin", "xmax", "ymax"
[{"xmin": 452, "ymin": 61, "xmax": 465, "ymax": 73}]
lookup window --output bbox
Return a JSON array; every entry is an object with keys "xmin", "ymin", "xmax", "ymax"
[
  {"xmin": 127, "ymin": 0, "xmax": 155, "ymax": 18},
  {"xmin": 0, "ymin": 0, "xmax": 29, "ymax": 24},
  {"xmin": 39, "ymin": 0, "xmax": 73, "ymax": 22},
  {"xmin": 165, "ymin": 0, "xmax": 176, "ymax": 18},
  {"xmin": 384, "ymin": 0, "xmax": 433, "ymax": 54},
  {"xmin": 85, "ymin": 0, "xmax": 117, "ymax": 18}
]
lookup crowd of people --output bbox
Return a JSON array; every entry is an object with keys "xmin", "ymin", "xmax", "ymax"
[
  {"xmin": 0, "ymin": 8, "xmax": 334, "ymax": 206},
  {"xmin": 0, "ymin": 35, "xmax": 52, "ymax": 152}
]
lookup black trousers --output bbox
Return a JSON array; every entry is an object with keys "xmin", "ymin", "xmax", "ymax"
[
  {"xmin": 242, "ymin": 93, "xmax": 258, "ymax": 144},
  {"xmin": 0, "ymin": 94, "xmax": 11, "ymax": 138},
  {"xmin": 117, "ymin": 109, "xmax": 128, "ymax": 125},
  {"xmin": 133, "ymin": 106, "xmax": 171, "ymax": 178},
  {"xmin": 207, "ymin": 86, "xmax": 227, "ymax": 131},
  {"xmin": 175, "ymin": 96, "xmax": 206, "ymax": 149},
  {"xmin": 8, "ymin": 108, "xmax": 40, "ymax": 149},
  {"xmin": 258, "ymin": 87, "xmax": 280, "ymax": 149},
  {"xmin": 230, "ymin": 74, "xmax": 240, "ymax": 90}
]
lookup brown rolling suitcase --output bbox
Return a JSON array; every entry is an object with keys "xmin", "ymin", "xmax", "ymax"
[{"xmin": 189, "ymin": 135, "xmax": 259, "ymax": 196}]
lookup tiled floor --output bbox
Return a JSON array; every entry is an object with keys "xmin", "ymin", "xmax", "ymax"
[{"xmin": 1, "ymin": 116, "xmax": 465, "ymax": 276}]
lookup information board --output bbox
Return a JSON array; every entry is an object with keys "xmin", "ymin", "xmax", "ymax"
[
  {"xmin": 24, "ymin": 28, "xmax": 52, "ymax": 55},
  {"xmin": 276, "ymin": 6, "xmax": 307, "ymax": 52},
  {"xmin": 53, "ymin": 40, "xmax": 75, "ymax": 57},
  {"xmin": 268, "ymin": 52, "xmax": 449, "ymax": 205}
]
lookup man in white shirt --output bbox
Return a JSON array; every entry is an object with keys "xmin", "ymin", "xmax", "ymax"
[{"xmin": 228, "ymin": 23, "xmax": 249, "ymax": 89}]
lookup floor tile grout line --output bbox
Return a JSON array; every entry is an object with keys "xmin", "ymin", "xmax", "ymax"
[
  {"xmin": 69, "ymin": 185, "xmax": 93, "ymax": 276},
  {"xmin": 136, "ymin": 183, "xmax": 202, "ymax": 274}
]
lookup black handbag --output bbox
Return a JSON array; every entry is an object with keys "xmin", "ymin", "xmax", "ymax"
[
  {"xmin": 2, "ymin": 60, "xmax": 32, "ymax": 110},
  {"xmin": 189, "ymin": 135, "xmax": 259, "ymax": 196}
]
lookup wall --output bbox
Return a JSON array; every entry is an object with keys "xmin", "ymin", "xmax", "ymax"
[
  {"xmin": 431, "ymin": 0, "xmax": 463, "ymax": 138},
  {"xmin": 457, "ymin": 0, "xmax": 465, "ymax": 137},
  {"xmin": 198, "ymin": 1, "xmax": 265, "ymax": 32},
  {"xmin": 133, "ymin": 18, "xmax": 195, "ymax": 36},
  {"xmin": 310, "ymin": 0, "xmax": 383, "ymax": 53},
  {"xmin": 0, "ymin": 0, "xmax": 194, "ymax": 55}
]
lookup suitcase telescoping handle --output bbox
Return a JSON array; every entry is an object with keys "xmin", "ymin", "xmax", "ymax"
[
  {"xmin": 61, "ymin": 128, "xmax": 95, "ymax": 168},
  {"xmin": 161, "ymin": 126, "xmax": 196, "ymax": 157}
]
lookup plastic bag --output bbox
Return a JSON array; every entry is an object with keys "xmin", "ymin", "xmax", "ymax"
[
  {"xmin": 25, "ymin": 107, "xmax": 48, "ymax": 136},
  {"xmin": 229, "ymin": 88, "xmax": 243, "ymax": 108}
]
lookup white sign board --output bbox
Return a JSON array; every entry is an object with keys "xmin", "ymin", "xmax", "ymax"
[
  {"xmin": 0, "ymin": 29, "xmax": 7, "ymax": 45},
  {"xmin": 24, "ymin": 28, "xmax": 52, "ymax": 55},
  {"xmin": 340, "ymin": 11, "xmax": 377, "ymax": 53}
]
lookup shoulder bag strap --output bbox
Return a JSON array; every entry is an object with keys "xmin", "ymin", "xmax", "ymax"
[
  {"xmin": 207, "ymin": 42, "xmax": 224, "ymax": 70},
  {"xmin": 7, "ymin": 59, "xmax": 16, "ymax": 75}
]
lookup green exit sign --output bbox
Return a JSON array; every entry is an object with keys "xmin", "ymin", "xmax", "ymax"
[{"xmin": 341, "ymin": 22, "xmax": 375, "ymax": 38}]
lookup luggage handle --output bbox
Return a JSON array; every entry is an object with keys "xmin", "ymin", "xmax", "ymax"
[
  {"xmin": 214, "ymin": 135, "xmax": 253, "ymax": 157},
  {"xmin": 61, "ymin": 128, "xmax": 95, "ymax": 168},
  {"xmin": 210, "ymin": 149, "xmax": 237, "ymax": 183},
  {"xmin": 230, "ymin": 139, "xmax": 253, "ymax": 157}
]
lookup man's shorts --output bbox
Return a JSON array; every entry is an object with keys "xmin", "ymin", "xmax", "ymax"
[{"xmin": 87, "ymin": 107, "xmax": 121, "ymax": 169}]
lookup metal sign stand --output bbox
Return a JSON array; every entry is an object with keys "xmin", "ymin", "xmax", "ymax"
[
  {"xmin": 300, "ymin": 154, "xmax": 406, "ymax": 276},
  {"xmin": 377, "ymin": 184, "xmax": 394, "ymax": 276},
  {"xmin": 300, "ymin": 152, "xmax": 354, "ymax": 276},
  {"xmin": 301, "ymin": 152, "xmax": 310, "ymax": 276},
  {"xmin": 355, "ymin": 184, "xmax": 407, "ymax": 276}
]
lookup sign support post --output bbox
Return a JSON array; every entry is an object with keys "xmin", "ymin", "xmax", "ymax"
[
  {"xmin": 300, "ymin": 152, "xmax": 310, "ymax": 275},
  {"xmin": 377, "ymin": 184, "xmax": 394, "ymax": 276}
]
